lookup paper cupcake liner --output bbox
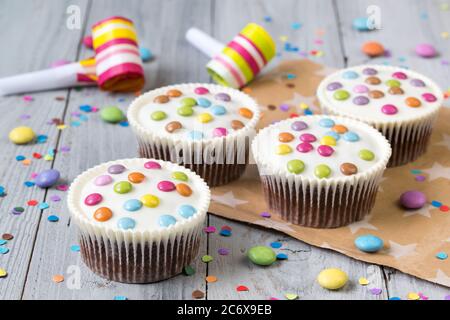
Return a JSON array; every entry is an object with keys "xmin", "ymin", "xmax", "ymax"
[
  {"xmin": 68, "ymin": 158, "xmax": 210, "ymax": 283},
  {"xmin": 252, "ymin": 115, "xmax": 391, "ymax": 228},
  {"xmin": 128, "ymin": 83, "xmax": 260, "ymax": 187}
]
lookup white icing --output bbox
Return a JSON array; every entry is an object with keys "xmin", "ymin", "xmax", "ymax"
[
  {"xmin": 129, "ymin": 83, "xmax": 259, "ymax": 140},
  {"xmin": 71, "ymin": 159, "xmax": 209, "ymax": 232},
  {"xmin": 253, "ymin": 115, "xmax": 391, "ymax": 178},
  {"xmin": 317, "ymin": 65, "xmax": 443, "ymax": 123}
]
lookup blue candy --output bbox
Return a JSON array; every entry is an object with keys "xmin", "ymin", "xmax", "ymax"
[
  {"xmin": 159, "ymin": 215, "xmax": 177, "ymax": 228},
  {"xmin": 354, "ymin": 234, "xmax": 384, "ymax": 253},
  {"xmin": 123, "ymin": 199, "xmax": 143, "ymax": 212},
  {"xmin": 197, "ymin": 98, "xmax": 212, "ymax": 108},
  {"xmin": 342, "ymin": 71, "xmax": 359, "ymax": 79},
  {"xmin": 117, "ymin": 217, "xmax": 136, "ymax": 230},
  {"xmin": 188, "ymin": 131, "xmax": 204, "ymax": 140},
  {"xmin": 178, "ymin": 205, "xmax": 197, "ymax": 219},
  {"xmin": 0, "ymin": 239, "xmax": 7, "ymax": 246},
  {"xmin": 324, "ymin": 131, "xmax": 340, "ymax": 141},
  {"xmin": 352, "ymin": 17, "xmax": 370, "ymax": 31},
  {"xmin": 139, "ymin": 47, "xmax": 153, "ymax": 62},
  {"xmin": 70, "ymin": 245, "xmax": 80, "ymax": 252},
  {"xmin": 16, "ymin": 155, "xmax": 26, "ymax": 161},
  {"xmin": 319, "ymin": 118, "xmax": 335, "ymax": 128},
  {"xmin": 343, "ymin": 131, "xmax": 360, "ymax": 142},
  {"xmin": 210, "ymin": 105, "xmax": 227, "ymax": 115}
]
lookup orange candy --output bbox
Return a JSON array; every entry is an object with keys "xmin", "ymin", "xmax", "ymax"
[
  {"xmin": 128, "ymin": 172, "xmax": 145, "ymax": 183},
  {"xmin": 176, "ymin": 183, "xmax": 192, "ymax": 197},
  {"xmin": 239, "ymin": 107, "xmax": 253, "ymax": 119},
  {"xmin": 405, "ymin": 97, "xmax": 421, "ymax": 107},
  {"xmin": 94, "ymin": 207, "xmax": 113, "ymax": 222},
  {"xmin": 278, "ymin": 132, "xmax": 295, "ymax": 142},
  {"xmin": 361, "ymin": 41, "xmax": 385, "ymax": 57},
  {"xmin": 332, "ymin": 125, "xmax": 348, "ymax": 134}
]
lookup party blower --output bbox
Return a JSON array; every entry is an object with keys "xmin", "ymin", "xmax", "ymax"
[
  {"xmin": 186, "ymin": 23, "xmax": 276, "ymax": 89},
  {"xmin": 0, "ymin": 16, "xmax": 145, "ymax": 96}
]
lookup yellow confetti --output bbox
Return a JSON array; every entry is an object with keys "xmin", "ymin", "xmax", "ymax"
[
  {"xmin": 358, "ymin": 277, "xmax": 369, "ymax": 285},
  {"xmin": 44, "ymin": 155, "xmax": 54, "ymax": 161},
  {"xmin": 0, "ymin": 268, "xmax": 7, "ymax": 278},
  {"xmin": 441, "ymin": 31, "xmax": 449, "ymax": 39},
  {"xmin": 285, "ymin": 293, "xmax": 298, "ymax": 300},
  {"xmin": 279, "ymin": 35, "xmax": 288, "ymax": 42},
  {"xmin": 299, "ymin": 103, "xmax": 309, "ymax": 110},
  {"xmin": 407, "ymin": 292, "xmax": 420, "ymax": 300},
  {"xmin": 56, "ymin": 124, "xmax": 67, "ymax": 130}
]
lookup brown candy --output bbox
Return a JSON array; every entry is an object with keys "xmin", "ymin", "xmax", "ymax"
[
  {"xmin": 405, "ymin": 97, "xmax": 421, "ymax": 107},
  {"xmin": 278, "ymin": 132, "xmax": 295, "ymax": 142},
  {"xmin": 165, "ymin": 121, "xmax": 182, "ymax": 133},
  {"xmin": 153, "ymin": 95, "xmax": 169, "ymax": 103},
  {"xmin": 192, "ymin": 290, "xmax": 205, "ymax": 299},
  {"xmin": 176, "ymin": 183, "xmax": 192, "ymax": 197},
  {"xmin": 368, "ymin": 90, "xmax": 384, "ymax": 99},
  {"xmin": 389, "ymin": 86, "xmax": 404, "ymax": 95},
  {"xmin": 340, "ymin": 163, "xmax": 358, "ymax": 176},
  {"xmin": 1, "ymin": 233, "xmax": 13, "ymax": 240},
  {"xmin": 167, "ymin": 89, "xmax": 182, "ymax": 97},
  {"xmin": 231, "ymin": 120, "xmax": 245, "ymax": 130},
  {"xmin": 365, "ymin": 76, "xmax": 381, "ymax": 85}
]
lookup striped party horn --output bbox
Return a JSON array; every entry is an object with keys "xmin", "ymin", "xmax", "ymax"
[
  {"xmin": 92, "ymin": 16, "xmax": 145, "ymax": 92},
  {"xmin": 186, "ymin": 23, "xmax": 276, "ymax": 88}
]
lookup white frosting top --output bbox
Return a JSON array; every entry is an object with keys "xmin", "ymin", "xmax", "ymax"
[
  {"xmin": 68, "ymin": 159, "xmax": 210, "ymax": 232},
  {"xmin": 317, "ymin": 65, "xmax": 443, "ymax": 124},
  {"xmin": 252, "ymin": 115, "xmax": 391, "ymax": 179},
  {"xmin": 127, "ymin": 83, "xmax": 260, "ymax": 142}
]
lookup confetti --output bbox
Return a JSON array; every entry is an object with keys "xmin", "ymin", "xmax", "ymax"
[
  {"xmin": 407, "ymin": 292, "xmax": 420, "ymax": 300},
  {"xmin": 218, "ymin": 248, "xmax": 230, "ymax": 256},
  {"xmin": 2, "ymin": 234, "xmax": 13, "ymax": 240},
  {"xmin": 260, "ymin": 211, "xmax": 271, "ymax": 218},
  {"xmin": 0, "ymin": 247, "xmax": 9, "ymax": 255},
  {"xmin": 0, "ymin": 240, "xmax": 7, "ymax": 246},
  {"xmin": 24, "ymin": 181, "xmax": 35, "ymax": 187},
  {"xmin": 47, "ymin": 215, "xmax": 59, "ymax": 222},
  {"xmin": 291, "ymin": 22, "xmax": 302, "ymax": 30},
  {"xmin": 203, "ymin": 226, "xmax": 216, "ymax": 233},
  {"xmin": 431, "ymin": 200, "xmax": 442, "ymax": 207},
  {"xmin": 436, "ymin": 252, "xmax": 448, "ymax": 260},
  {"xmin": 38, "ymin": 202, "xmax": 49, "ymax": 210},
  {"xmin": 183, "ymin": 265, "xmax": 196, "ymax": 276},
  {"xmin": 27, "ymin": 200, "xmax": 38, "ymax": 206},
  {"xmin": 440, "ymin": 205, "xmax": 449, "ymax": 212},
  {"xmin": 285, "ymin": 293, "xmax": 298, "ymax": 300},
  {"xmin": 358, "ymin": 277, "xmax": 369, "ymax": 285},
  {"xmin": 270, "ymin": 241, "xmax": 282, "ymax": 249},
  {"xmin": 389, "ymin": 296, "xmax": 401, "ymax": 300},
  {"xmin": 276, "ymin": 253, "xmax": 288, "ymax": 260},
  {"xmin": 236, "ymin": 285, "xmax": 249, "ymax": 292},
  {"xmin": 192, "ymin": 290, "xmax": 205, "ymax": 299},
  {"xmin": 11, "ymin": 207, "xmax": 25, "ymax": 215},
  {"xmin": 369, "ymin": 288, "xmax": 382, "ymax": 295},
  {"xmin": 79, "ymin": 105, "xmax": 93, "ymax": 112},
  {"xmin": 70, "ymin": 245, "xmax": 80, "ymax": 252},
  {"xmin": 201, "ymin": 255, "xmax": 213, "ymax": 263},
  {"xmin": 206, "ymin": 276, "xmax": 217, "ymax": 283},
  {"xmin": 23, "ymin": 95, "xmax": 34, "ymax": 102},
  {"xmin": 50, "ymin": 195, "xmax": 61, "ymax": 202},
  {"xmin": 0, "ymin": 186, "xmax": 5, "ymax": 197},
  {"xmin": 219, "ymin": 229, "xmax": 232, "ymax": 237},
  {"xmin": 52, "ymin": 274, "xmax": 64, "ymax": 283},
  {"xmin": 263, "ymin": 16, "xmax": 272, "ymax": 23},
  {"xmin": 16, "ymin": 155, "xmax": 26, "ymax": 161},
  {"xmin": 33, "ymin": 152, "xmax": 42, "ymax": 159},
  {"xmin": 415, "ymin": 175, "xmax": 426, "ymax": 182},
  {"xmin": 0, "ymin": 268, "xmax": 7, "ymax": 278},
  {"xmin": 114, "ymin": 296, "xmax": 128, "ymax": 300},
  {"xmin": 119, "ymin": 121, "xmax": 129, "ymax": 127},
  {"xmin": 56, "ymin": 184, "xmax": 69, "ymax": 191},
  {"xmin": 279, "ymin": 104, "xmax": 290, "ymax": 112}
]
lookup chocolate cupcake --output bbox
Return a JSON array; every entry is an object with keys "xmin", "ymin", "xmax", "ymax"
[
  {"xmin": 317, "ymin": 65, "xmax": 443, "ymax": 167},
  {"xmin": 127, "ymin": 83, "xmax": 260, "ymax": 186},
  {"xmin": 252, "ymin": 115, "xmax": 391, "ymax": 228},
  {"xmin": 68, "ymin": 158, "xmax": 210, "ymax": 283}
]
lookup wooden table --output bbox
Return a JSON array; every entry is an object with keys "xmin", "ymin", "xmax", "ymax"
[{"xmin": 0, "ymin": 0, "xmax": 449, "ymax": 300}]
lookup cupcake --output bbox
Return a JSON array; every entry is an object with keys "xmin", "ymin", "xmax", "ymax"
[
  {"xmin": 252, "ymin": 115, "xmax": 391, "ymax": 228},
  {"xmin": 317, "ymin": 65, "xmax": 443, "ymax": 167},
  {"xmin": 127, "ymin": 83, "xmax": 260, "ymax": 186},
  {"xmin": 67, "ymin": 158, "xmax": 210, "ymax": 283}
]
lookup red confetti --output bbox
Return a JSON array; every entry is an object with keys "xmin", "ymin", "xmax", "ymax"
[
  {"xmin": 289, "ymin": 113, "xmax": 299, "ymax": 118},
  {"xmin": 236, "ymin": 285, "xmax": 249, "ymax": 292},
  {"xmin": 440, "ymin": 205, "xmax": 449, "ymax": 212},
  {"xmin": 221, "ymin": 225, "xmax": 232, "ymax": 231},
  {"xmin": 27, "ymin": 200, "xmax": 38, "ymax": 206},
  {"xmin": 32, "ymin": 153, "xmax": 42, "ymax": 159}
]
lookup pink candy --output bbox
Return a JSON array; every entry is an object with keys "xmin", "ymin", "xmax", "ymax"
[
  {"xmin": 300, "ymin": 133, "xmax": 316, "ymax": 143},
  {"xmin": 84, "ymin": 193, "xmax": 103, "ymax": 206},
  {"xmin": 317, "ymin": 145, "xmax": 334, "ymax": 157},
  {"xmin": 194, "ymin": 87, "xmax": 209, "ymax": 95},
  {"xmin": 144, "ymin": 161, "xmax": 161, "ymax": 169},
  {"xmin": 415, "ymin": 43, "xmax": 437, "ymax": 58},
  {"xmin": 157, "ymin": 180, "xmax": 176, "ymax": 192},
  {"xmin": 213, "ymin": 127, "xmax": 228, "ymax": 137},
  {"xmin": 296, "ymin": 142, "xmax": 313, "ymax": 153},
  {"xmin": 94, "ymin": 174, "xmax": 113, "ymax": 186},
  {"xmin": 392, "ymin": 71, "xmax": 407, "ymax": 80},
  {"xmin": 381, "ymin": 104, "xmax": 398, "ymax": 115},
  {"xmin": 422, "ymin": 93, "xmax": 437, "ymax": 102},
  {"xmin": 353, "ymin": 84, "xmax": 369, "ymax": 93}
]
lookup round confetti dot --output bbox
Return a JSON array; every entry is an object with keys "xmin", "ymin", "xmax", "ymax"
[
  {"xmin": 2, "ymin": 234, "xmax": 13, "ymax": 241},
  {"xmin": 139, "ymin": 47, "xmax": 152, "ymax": 61},
  {"xmin": 178, "ymin": 204, "xmax": 197, "ymax": 218},
  {"xmin": 239, "ymin": 107, "xmax": 253, "ymax": 119},
  {"xmin": 326, "ymin": 82, "xmax": 342, "ymax": 91},
  {"xmin": 317, "ymin": 268, "xmax": 348, "ymax": 290},
  {"xmin": 358, "ymin": 277, "xmax": 369, "ymax": 285},
  {"xmin": 354, "ymin": 234, "xmax": 384, "ymax": 253},
  {"xmin": 353, "ymin": 96, "xmax": 369, "ymax": 105},
  {"xmin": 385, "ymin": 79, "xmax": 401, "ymax": 87},
  {"xmin": 108, "ymin": 164, "xmax": 126, "ymax": 174},
  {"xmin": 340, "ymin": 163, "xmax": 358, "ymax": 175},
  {"xmin": 270, "ymin": 241, "xmax": 282, "ymax": 249},
  {"xmin": 315, "ymin": 164, "xmax": 331, "ymax": 178},
  {"xmin": 359, "ymin": 149, "xmax": 375, "ymax": 161},
  {"xmin": 276, "ymin": 144, "xmax": 292, "ymax": 155},
  {"xmin": 94, "ymin": 174, "xmax": 113, "ymax": 186},
  {"xmin": 159, "ymin": 215, "xmax": 177, "ymax": 228},
  {"xmin": 197, "ymin": 97, "xmax": 211, "ymax": 108},
  {"xmin": 296, "ymin": 142, "xmax": 313, "ymax": 153},
  {"xmin": 215, "ymin": 93, "xmax": 231, "ymax": 101},
  {"xmin": 117, "ymin": 217, "xmax": 136, "ymax": 230},
  {"xmin": 12, "ymin": 207, "xmax": 25, "ymax": 215},
  {"xmin": 128, "ymin": 172, "xmax": 145, "ymax": 183},
  {"xmin": 172, "ymin": 171, "xmax": 188, "ymax": 181},
  {"xmin": 279, "ymin": 132, "xmax": 295, "ymax": 142},
  {"xmin": 248, "ymin": 246, "xmax": 277, "ymax": 266},
  {"xmin": 333, "ymin": 90, "xmax": 350, "ymax": 100},
  {"xmin": 287, "ymin": 159, "xmax": 305, "ymax": 174},
  {"xmin": 197, "ymin": 112, "xmax": 213, "ymax": 123},
  {"xmin": 210, "ymin": 105, "xmax": 227, "ymax": 115},
  {"xmin": 151, "ymin": 110, "xmax": 167, "ymax": 121},
  {"xmin": 144, "ymin": 161, "xmax": 161, "ymax": 169},
  {"xmin": 405, "ymin": 97, "xmax": 421, "ymax": 107},
  {"xmin": 123, "ymin": 199, "xmax": 143, "ymax": 212},
  {"xmin": 93, "ymin": 207, "xmax": 113, "ymax": 222},
  {"xmin": 84, "ymin": 193, "xmax": 103, "ymax": 206},
  {"xmin": 381, "ymin": 104, "xmax": 398, "ymax": 115},
  {"xmin": 47, "ymin": 215, "xmax": 59, "ymax": 222},
  {"xmin": 320, "ymin": 135, "xmax": 336, "ymax": 146},
  {"xmin": 140, "ymin": 194, "xmax": 160, "ymax": 208},
  {"xmin": 213, "ymin": 127, "xmax": 227, "ymax": 137},
  {"xmin": 114, "ymin": 181, "xmax": 132, "ymax": 194},
  {"xmin": 188, "ymin": 131, "xmax": 204, "ymax": 140},
  {"xmin": 319, "ymin": 118, "xmax": 335, "ymax": 128},
  {"xmin": 181, "ymin": 97, "xmax": 197, "ymax": 107},
  {"xmin": 177, "ymin": 106, "xmax": 194, "ymax": 116},
  {"xmin": 353, "ymin": 84, "xmax": 369, "ymax": 93},
  {"xmin": 183, "ymin": 265, "xmax": 196, "ymax": 276},
  {"xmin": 291, "ymin": 120, "xmax": 308, "ymax": 131},
  {"xmin": 342, "ymin": 70, "xmax": 359, "ymax": 79},
  {"xmin": 343, "ymin": 131, "xmax": 359, "ymax": 142},
  {"xmin": 317, "ymin": 145, "xmax": 334, "ymax": 157},
  {"xmin": 407, "ymin": 292, "xmax": 420, "ymax": 300},
  {"xmin": 158, "ymin": 180, "xmax": 176, "ymax": 192},
  {"xmin": 52, "ymin": 274, "xmax": 64, "ymax": 283}
]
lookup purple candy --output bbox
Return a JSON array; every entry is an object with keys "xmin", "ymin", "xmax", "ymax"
[
  {"xmin": 415, "ymin": 43, "xmax": 437, "ymax": 58},
  {"xmin": 317, "ymin": 145, "xmax": 334, "ymax": 157},
  {"xmin": 300, "ymin": 133, "xmax": 316, "ymax": 142},
  {"xmin": 400, "ymin": 190, "xmax": 427, "ymax": 209},
  {"xmin": 327, "ymin": 82, "xmax": 342, "ymax": 91},
  {"xmin": 84, "ymin": 193, "xmax": 103, "ymax": 206},
  {"xmin": 157, "ymin": 180, "xmax": 176, "ymax": 192},
  {"xmin": 381, "ymin": 104, "xmax": 398, "ymax": 115},
  {"xmin": 291, "ymin": 121, "xmax": 308, "ymax": 131},
  {"xmin": 215, "ymin": 93, "xmax": 231, "ymax": 102},
  {"xmin": 392, "ymin": 71, "xmax": 407, "ymax": 80},
  {"xmin": 410, "ymin": 79, "xmax": 425, "ymax": 87},
  {"xmin": 35, "ymin": 169, "xmax": 60, "ymax": 188},
  {"xmin": 94, "ymin": 174, "xmax": 113, "ymax": 186},
  {"xmin": 296, "ymin": 142, "xmax": 314, "ymax": 153},
  {"xmin": 144, "ymin": 161, "xmax": 161, "ymax": 169},
  {"xmin": 108, "ymin": 164, "xmax": 126, "ymax": 174},
  {"xmin": 353, "ymin": 85, "xmax": 369, "ymax": 93},
  {"xmin": 353, "ymin": 96, "xmax": 370, "ymax": 105},
  {"xmin": 370, "ymin": 288, "xmax": 382, "ymax": 295},
  {"xmin": 422, "ymin": 93, "xmax": 437, "ymax": 102},
  {"xmin": 362, "ymin": 67, "xmax": 377, "ymax": 75}
]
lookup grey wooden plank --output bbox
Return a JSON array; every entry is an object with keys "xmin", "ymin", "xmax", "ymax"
[
  {"xmin": 22, "ymin": 0, "xmax": 213, "ymax": 300},
  {"xmin": 336, "ymin": 0, "xmax": 450, "ymax": 299},
  {"xmin": 0, "ymin": 0, "xmax": 88, "ymax": 300},
  {"xmin": 206, "ymin": 0, "xmax": 387, "ymax": 300}
]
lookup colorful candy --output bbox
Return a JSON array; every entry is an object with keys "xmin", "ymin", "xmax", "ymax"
[
  {"xmin": 157, "ymin": 180, "xmax": 176, "ymax": 192},
  {"xmin": 100, "ymin": 106, "xmax": 124, "ymax": 123},
  {"xmin": 123, "ymin": 199, "xmax": 143, "ymax": 211},
  {"xmin": 94, "ymin": 207, "xmax": 113, "ymax": 222},
  {"xmin": 354, "ymin": 234, "xmax": 384, "ymax": 253},
  {"xmin": 248, "ymin": 246, "xmax": 277, "ymax": 266},
  {"xmin": 8, "ymin": 126, "xmax": 35, "ymax": 144},
  {"xmin": 287, "ymin": 159, "xmax": 305, "ymax": 174},
  {"xmin": 400, "ymin": 190, "xmax": 426, "ymax": 209},
  {"xmin": 35, "ymin": 169, "xmax": 60, "ymax": 188},
  {"xmin": 108, "ymin": 164, "xmax": 126, "ymax": 174},
  {"xmin": 84, "ymin": 193, "xmax": 103, "ymax": 206},
  {"xmin": 159, "ymin": 215, "xmax": 177, "ymax": 228},
  {"xmin": 178, "ymin": 205, "xmax": 197, "ymax": 218},
  {"xmin": 317, "ymin": 268, "xmax": 348, "ymax": 290},
  {"xmin": 113, "ymin": 181, "xmax": 132, "ymax": 194},
  {"xmin": 141, "ymin": 194, "xmax": 159, "ymax": 208},
  {"xmin": 361, "ymin": 41, "xmax": 385, "ymax": 57}
]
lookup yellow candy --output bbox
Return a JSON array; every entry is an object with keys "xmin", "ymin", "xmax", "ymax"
[
  {"xmin": 197, "ymin": 113, "xmax": 213, "ymax": 123},
  {"xmin": 8, "ymin": 126, "xmax": 35, "ymax": 144},
  {"xmin": 140, "ymin": 194, "xmax": 159, "ymax": 208},
  {"xmin": 317, "ymin": 268, "xmax": 348, "ymax": 290},
  {"xmin": 276, "ymin": 144, "xmax": 292, "ymax": 155},
  {"xmin": 358, "ymin": 277, "xmax": 369, "ymax": 286},
  {"xmin": 321, "ymin": 135, "xmax": 337, "ymax": 146}
]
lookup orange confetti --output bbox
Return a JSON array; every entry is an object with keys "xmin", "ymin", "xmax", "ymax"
[
  {"xmin": 206, "ymin": 276, "xmax": 217, "ymax": 283},
  {"xmin": 52, "ymin": 274, "xmax": 64, "ymax": 283}
]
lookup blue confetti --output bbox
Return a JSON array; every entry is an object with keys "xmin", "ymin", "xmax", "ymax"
[
  {"xmin": 24, "ymin": 181, "xmax": 35, "ymax": 187},
  {"xmin": 70, "ymin": 121, "xmax": 81, "ymax": 127},
  {"xmin": 70, "ymin": 245, "xmax": 80, "ymax": 252},
  {"xmin": 286, "ymin": 73, "xmax": 296, "ymax": 80},
  {"xmin": 114, "ymin": 296, "xmax": 128, "ymax": 300},
  {"xmin": 389, "ymin": 297, "xmax": 401, "ymax": 300},
  {"xmin": 79, "ymin": 114, "xmax": 89, "ymax": 122},
  {"xmin": 410, "ymin": 169, "xmax": 422, "ymax": 174},
  {"xmin": 139, "ymin": 47, "xmax": 153, "ymax": 62},
  {"xmin": 304, "ymin": 109, "xmax": 313, "ymax": 115},
  {"xmin": 0, "ymin": 247, "xmax": 9, "ymax": 254},
  {"xmin": 47, "ymin": 215, "xmax": 59, "ymax": 222},
  {"xmin": 431, "ymin": 200, "xmax": 442, "ymax": 208},
  {"xmin": 436, "ymin": 252, "xmax": 448, "ymax": 260},
  {"xmin": 36, "ymin": 135, "xmax": 48, "ymax": 143},
  {"xmin": 119, "ymin": 120, "xmax": 129, "ymax": 127},
  {"xmin": 270, "ymin": 241, "xmax": 282, "ymax": 249},
  {"xmin": 39, "ymin": 202, "xmax": 50, "ymax": 210},
  {"xmin": 219, "ymin": 229, "xmax": 232, "ymax": 237},
  {"xmin": 276, "ymin": 253, "xmax": 288, "ymax": 260},
  {"xmin": 79, "ymin": 105, "xmax": 92, "ymax": 112},
  {"xmin": 16, "ymin": 155, "xmax": 26, "ymax": 161},
  {"xmin": 0, "ymin": 239, "xmax": 7, "ymax": 246},
  {"xmin": 291, "ymin": 22, "xmax": 302, "ymax": 30},
  {"xmin": 0, "ymin": 185, "xmax": 5, "ymax": 197},
  {"xmin": 263, "ymin": 16, "xmax": 272, "ymax": 22}
]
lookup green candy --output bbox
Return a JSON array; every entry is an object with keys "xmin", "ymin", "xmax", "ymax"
[
  {"xmin": 172, "ymin": 171, "xmax": 188, "ymax": 181},
  {"xmin": 248, "ymin": 246, "xmax": 277, "ymax": 266},
  {"xmin": 359, "ymin": 149, "xmax": 375, "ymax": 161},
  {"xmin": 181, "ymin": 97, "xmax": 197, "ymax": 107},
  {"xmin": 201, "ymin": 255, "xmax": 213, "ymax": 263},
  {"xmin": 100, "ymin": 106, "xmax": 124, "ymax": 123},
  {"xmin": 151, "ymin": 111, "xmax": 167, "ymax": 121},
  {"xmin": 114, "ymin": 181, "xmax": 132, "ymax": 194},
  {"xmin": 287, "ymin": 159, "xmax": 305, "ymax": 174},
  {"xmin": 314, "ymin": 164, "xmax": 331, "ymax": 179},
  {"xmin": 178, "ymin": 106, "xmax": 194, "ymax": 116},
  {"xmin": 183, "ymin": 265, "xmax": 196, "ymax": 276},
  {"xmin": 385, "ymin": 79, "xmax": 401, "ymax": 87},
  {"xmin": 333, "ymin": 90, "xmax": 350, "ymax": 101}
]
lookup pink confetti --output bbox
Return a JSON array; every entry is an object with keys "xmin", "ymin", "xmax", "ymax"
[
  {"xmin": 203, "ymin": 226, "xmax": 216, "ymax": 233},
  {"xmin": 370, "ymin": 288, "xmax": 382, "ymax": 295},
  {"xmin": 23, "ymin": 95, "xmax": 34, "ymax": 102},
  {"xmin": 260, "ymin": 211, "xmax": 271, "ymax": 218},
  {"xmin": 30, "ymin": 172, "xmax": 38, "ymax": 179},
  {"xmin": 56, "ymin": 184, "xmax": 69, "ymax": 191}
]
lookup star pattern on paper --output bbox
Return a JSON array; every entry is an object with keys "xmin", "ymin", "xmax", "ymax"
[
  {"xmin": 320, "ymin": 242, "xmax": 346, "ymax": 254},
  {"xmin": 421, "ymin": 162, "xmax": 450, "ymax": 181},
  {"xmin": 211, "ymin": 191, "xmax": 248, "ymax": 208},
  {"xmin": 403, "ymin": 204, "xmax": 433, "ymax": 218},
  {"xmin": 388, "ymin": 241, "xmax": 417, "ymax": 259},
  {"xmin": 253, "ymin": 219, "xmax": 295, "ymax": 233},
  {"xmin": 435, "ymin": 133, "xmax": 450, "ymax": 150},
  {"xmin": 428, "ymin": 269, "xmax": 450, "ymax": 287},
  {"xmin": 348, "ymin": 215, "xmax": 378, "ymax": 234}
]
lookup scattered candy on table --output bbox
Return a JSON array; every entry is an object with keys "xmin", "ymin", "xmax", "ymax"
[
  {"xmin": 354, "ymin": 234, "xmax": 384, "ymax": 253},
  {"xmin": 317, "ymin": 268, "xmax": 348, "ymax": 290},
  {"xmin": 34, "ymin": 169, "xmax": 60, "ymax": 188},
  {"xmin": 8, "ymin": 126, "xmax": 36, "ymax": 144},
  {"xmin": 248, "ymin": 246, "xmax": 277, "ymax": 266},
  {"xmin": 415, "ymin": 43, "xmax": 438, "ymax": 58},
  {"xmin": 100, "ymin": 106, "xmax": 125, "ymax": 123},
  {"xmin": 400, "ymin": 190, "xmax": 427, "ymax": 209},
  {"xmin": 361, "ymin": 41, "xmax": 385, "ymax": 57}
]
